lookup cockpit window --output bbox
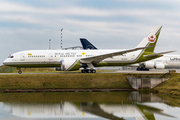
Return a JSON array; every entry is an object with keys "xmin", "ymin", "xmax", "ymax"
[{"xmin": 8, "ymin": 55, "xmax": 14, "ymax": 58}]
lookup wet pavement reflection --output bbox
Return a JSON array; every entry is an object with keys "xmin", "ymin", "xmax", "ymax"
[{"xmin": 0, "ymin": 91, "xmax": 179, "ymax": 120}]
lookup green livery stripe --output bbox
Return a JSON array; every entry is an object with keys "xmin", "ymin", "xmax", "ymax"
[{"xmin": 66, "ymin": 60, "xmax": 80, "ymax": 71}]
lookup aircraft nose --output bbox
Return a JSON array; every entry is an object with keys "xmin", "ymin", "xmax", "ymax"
[
  {"xmin": 3, "ymin": 60, "xmax": 7, "ymax": 65},
  {"xmin": 3, "ymin": 59, "xmax": 9, "ymax": 65}
]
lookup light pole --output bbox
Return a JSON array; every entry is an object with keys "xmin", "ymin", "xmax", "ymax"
[
  {"xmin": 49, "ymin": 39, "xmax": 51, "ymax": 49},
  {"xmin": 61, "ymin": 29, "xmax": 63, "ymax": 49}
]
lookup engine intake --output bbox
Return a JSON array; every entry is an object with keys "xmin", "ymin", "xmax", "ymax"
[{"xmin": 144, "ymin": 61, "xmax": 165, "ymax": 69}]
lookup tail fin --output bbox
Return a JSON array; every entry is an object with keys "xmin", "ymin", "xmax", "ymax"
[
  {"xmin": 136, "ymin": 26, "xmax": 162, "ymax": 52},
  {"xmin": 80, "ymin": 38, "xmax": 98, "ymax": 50}
]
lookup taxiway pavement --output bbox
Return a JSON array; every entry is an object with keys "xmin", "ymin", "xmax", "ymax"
[{"xmin": 0, "ymin": 69, "xmax": 179, "ymax": 75}]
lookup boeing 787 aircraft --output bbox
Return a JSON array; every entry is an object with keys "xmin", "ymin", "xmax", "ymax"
[{"xmin": 3, "ymin": 26, "xmax": 172, "ymax": 74}]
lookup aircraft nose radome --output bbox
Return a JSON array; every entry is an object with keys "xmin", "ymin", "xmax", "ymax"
[
  {"xmin": 3, "ymin": 61, "xmax": 6, "ymax": 65},
  {"xmin": 3, "ymin": 59, "xmax": 8, "ymax": 65}
]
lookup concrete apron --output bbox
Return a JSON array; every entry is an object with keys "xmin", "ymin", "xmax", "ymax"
[{"xmin": 127, "ymin": 77, "xmax": 169, "ymax": 90}]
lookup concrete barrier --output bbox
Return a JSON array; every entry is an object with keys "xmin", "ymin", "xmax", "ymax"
[{"xmin": 127, "ymin": 77, "xmax": 168, "ymax": 89}]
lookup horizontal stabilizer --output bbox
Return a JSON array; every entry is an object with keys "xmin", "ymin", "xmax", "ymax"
[{"xmin": 143, "ymin": 51, "xmax": 176, "ymax": 58}]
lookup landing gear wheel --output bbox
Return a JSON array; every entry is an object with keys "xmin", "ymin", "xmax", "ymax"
[
  {"xmin": 81, "ymin": 69, "xmax": 96, "ymax": 73},
  {"xmin": 136, "ymin": 67, "xmax": 149, "ymax": 71},
  {"xmin": 88, "ymin": 69, "xmax": 91, "ymax": 73},
  {"xmin": 81, "ymin": 69, "xmax": 86, "ymax": 73},
  {"xmin": 91, "ymin": 69, "xmax": 96, "ymax": 73},
  {"xmin": 18, "ymin": 70, "xmax": 22, "ymax": 74}
]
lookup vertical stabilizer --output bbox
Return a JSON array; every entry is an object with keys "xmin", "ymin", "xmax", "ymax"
[
  {"xmin": 136, "ymin": 26, "xmax": 162, "ymax": 52},
  {"xmin": 80, "ymin": 38, "xmax": 98, "ymax": 50}
]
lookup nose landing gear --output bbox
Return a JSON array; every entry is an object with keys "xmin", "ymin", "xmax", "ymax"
[
  {"xmin": 17, "ymin": 68, "xmax": 22, "ymax": 74},
  {"xmin": 18, "ymin": 70, "xmax": 22, "ymax": 74}
]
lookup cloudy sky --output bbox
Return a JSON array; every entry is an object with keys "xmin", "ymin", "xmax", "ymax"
[{"xmin": 0, "ymin": 0, "xmax": 180, "ymax": 65}]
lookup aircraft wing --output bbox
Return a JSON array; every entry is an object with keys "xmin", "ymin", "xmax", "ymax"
[
  {"xmin": 143, "ymin": 50, "xmax": 176, "ymax": 58},
  {"xmin": 80, "ymin": 46, "xmax": 154, "ymax": 63}
]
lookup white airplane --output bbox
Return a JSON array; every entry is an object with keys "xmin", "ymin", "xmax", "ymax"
[
  {"xmin": 3, "ymin": 26, "xmax": 172, "ymax": 74},
  {"xmin": 129, "ymin": 55, "xmax": 180, "ymax": 70}
]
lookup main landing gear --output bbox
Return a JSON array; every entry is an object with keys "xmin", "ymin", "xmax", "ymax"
[
  {"xmin": 136, "ymin": 64, "xmax": 149, "ymax": 71},
  {"xmin": 81, "ymin": 69, "xmax": 96, "ymax": 73},
  {"xmin": 81, "ymin": 63, "xmax": 96, "ymax": 73}
]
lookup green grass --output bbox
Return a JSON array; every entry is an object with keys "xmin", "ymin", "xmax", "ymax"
[
  {"xmin": 0, "ymin": 66, "xmax": 57, "ymax": 73},
  {"xmin": 0, "ymin": 65, "xmax": 113, "ymax": 73},
  {"xmin": 0, "ymin": 66, "xmax": 14, "ymax": 73},
  {"xmin": 1, "ymin": 65, "xmax": 180, "ymax": 97},
  {"xmin": 0, "ymin": 73, "xmax": 131, "ymax": 90},
  {"xmin": 154, "ymin": 73, "xmax": 180, "ymax": 96}
]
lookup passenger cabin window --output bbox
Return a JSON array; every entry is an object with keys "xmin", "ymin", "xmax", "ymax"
[{"xmin": 28, "ymin": 55, "xmax": 45, "ymax": 58}]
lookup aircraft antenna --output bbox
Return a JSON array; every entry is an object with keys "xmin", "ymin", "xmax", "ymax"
[{"xmin": 61, "ymin": 29, "xmax": 63, "ymax": 49}]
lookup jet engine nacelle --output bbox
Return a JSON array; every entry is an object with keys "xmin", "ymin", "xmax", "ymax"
[
  {"xmin": 155, "ymin": 63, "xmax": 165, "ymax": 69},
  {"xmin": 144, "ymin": 62, "xmax": 165, "ymax": 69},
  {"xmin": 61, "ymin": 59, "xmax": 80, "ymax": 71},
  {"xmin": 144, "ymin": 61, "xmax": 155, "ymax": 69}
]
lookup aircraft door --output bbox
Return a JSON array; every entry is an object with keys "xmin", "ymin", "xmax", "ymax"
[
  {"xmin": 20, "ymin": 53, "xmax": 25, "ymax": 61},
  {"xmin": 131, "ymin": 53, "xmax": 135, "ymax": 60},
  {"xmin": 48, "ymin": 53, "xmax": 53, "ymax": 60}
]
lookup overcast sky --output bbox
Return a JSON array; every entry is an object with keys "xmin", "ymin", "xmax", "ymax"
[{"xmin": 0, "ymin": 0, "xmax": 180, "ymax": 65}]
